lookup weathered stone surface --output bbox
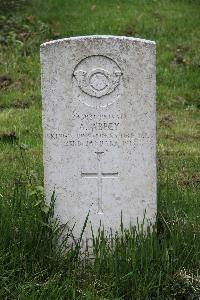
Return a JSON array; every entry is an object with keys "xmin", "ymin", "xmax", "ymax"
[{"xmin": 40, "ymin": 36, "xmax": 156, "ymax": 242}]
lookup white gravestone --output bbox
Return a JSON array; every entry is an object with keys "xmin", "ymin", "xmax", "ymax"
[{"xmin": 40, "ymin": 36, "xmax": 156, "ymax": 243}]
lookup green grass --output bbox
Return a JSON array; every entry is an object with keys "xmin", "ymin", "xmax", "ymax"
[
  {"xmin": 0, "ymin": 184, "xmax": 199, "ymax": 299},
  {"xmin": 0, "ymin": 0, "xmax": 200, "ymax": 298}
]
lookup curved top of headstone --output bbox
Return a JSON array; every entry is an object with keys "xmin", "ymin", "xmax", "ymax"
[{"xmin": 40, "ymin": 35, "xmax": 156, "ymax": 49}]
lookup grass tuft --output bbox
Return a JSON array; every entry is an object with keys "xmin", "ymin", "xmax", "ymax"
[{"xmin": 0, "ymin": 183, "xmax": 199, "ymax": 299}]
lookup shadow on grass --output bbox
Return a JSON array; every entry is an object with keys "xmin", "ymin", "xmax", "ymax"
[{"xmin": 0, "ymin": 0, "xmax": 30, "ymax": 15}]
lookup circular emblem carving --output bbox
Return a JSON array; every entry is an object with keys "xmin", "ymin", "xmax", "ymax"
[
  {"xmin": 73, "ymin": 55, "xmax": 122, "ymax": 105},
  {"xmin": 89, "ymin": 69, "xmax": 109, "ymax": 93}
]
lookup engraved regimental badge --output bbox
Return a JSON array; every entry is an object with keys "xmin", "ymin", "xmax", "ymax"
[{"xmin": 73, "ymin": 55, "xmax": 122, "ymax": 107}]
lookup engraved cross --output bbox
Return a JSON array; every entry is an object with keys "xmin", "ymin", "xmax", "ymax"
[{"xmin": 81, "ymin": 152, "xmax": 118, "ymax": 214}]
